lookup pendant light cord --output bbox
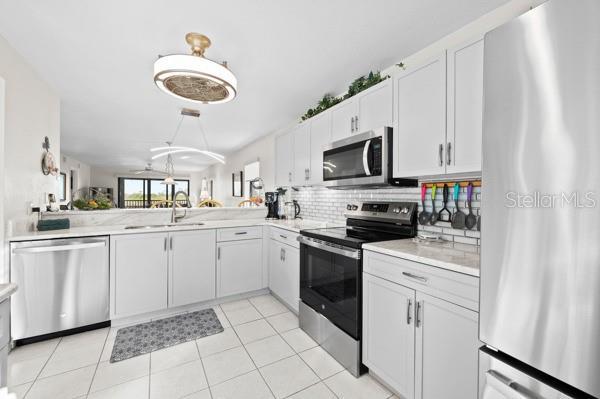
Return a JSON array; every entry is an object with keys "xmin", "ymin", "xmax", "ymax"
[{"xmin": 169, "ymin": 115, "xmax": 185, "ymax": 143}]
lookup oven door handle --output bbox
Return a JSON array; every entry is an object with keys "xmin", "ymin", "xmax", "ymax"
[
  {"xmin": 297, "ymin": 236, "xmax": 361, "ymax": 259},
  {"xmin": 362, "ymin": 139, "xmax": 372, "ymax": 176}
]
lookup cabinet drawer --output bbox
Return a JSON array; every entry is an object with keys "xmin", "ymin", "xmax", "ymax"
[
  {"xmin": 364, "ymin": 250, "xmax": 479, "ymax": 312},
  {"xmin": 217, "ymin": 226, "xmax": 262, "ymax": 242},
  {"xmin": 0, "ymin": 300, "xmax": 9, "ymax": 349},
  {"xmin": 270, "ymin": 227, "xmax": 299, "ymax": 249}
]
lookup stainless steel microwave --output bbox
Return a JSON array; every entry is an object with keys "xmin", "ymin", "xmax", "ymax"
[{"xmin": 322, "ymin": 127, "xmax": 416, "ymax": 188}]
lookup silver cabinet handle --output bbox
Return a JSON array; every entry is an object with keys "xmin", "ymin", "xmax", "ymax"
[
  {"xmin": 438, "ymin": 143, "xmax": 444, "ymax": 167},
  {"xmin": 416, "ymin": 301, "xmax": 422, "ymax": 327},
  {"xmin": 234, "ymin": 231, "xmax": 248, "ymax": 235},
  {"xmin": 280, "ymin": 248, "xmax": 284, "ymax": 261},
  {"xmin": 355, "ymin": 115, "xmax": 359, "ymax": 132},
  {"xmin": 170, "ymin": 236, "xmax": 173, "ymax": 250},
  {"xmin": 402, "ymin": 271, "xmax": 428, "ymax": 283},
  {"xmin": 164, "ymin": 237, "xmax": 167, "ymax": 251},
  {"xmin": 350, "ymin": 116, "xmax": 355, "ymax": 132},
  {"xmin": 446, "ymin": 142, "xmax": 452, "ymax": 166},
  {"xmin": 288, "ymin": 172, "xmax": 292, "ymax": 182},
  {"xmin": 282, "ymin": 248, "xmax": 286, "ymax": 262},
  {"xmin": 406, "ymin": 299, "xmax": 412, "ymax": 325},
  {"xmin": 485, "ymin": 370, "xmax": 536, "ymax": 399},
  {"xmin": 280, "ymin": 234, "xmax": 288, "ymax": 240},
  {"xmin": 217, "ymin": 246, "xmax": 221, "ymax": 260}
]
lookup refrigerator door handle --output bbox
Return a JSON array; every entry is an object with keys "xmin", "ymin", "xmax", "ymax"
[{"xmin": 485, "ymin": 370, "xmax": 535, "ymax": 399}]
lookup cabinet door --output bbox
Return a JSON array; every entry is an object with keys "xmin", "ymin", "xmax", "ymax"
[
  {"xmin": 357, "ymin": 79, "xmax": 393, "ymax": 133},
  {"xmin": 111, "ymin": 233, "xmax": 168, "ymax": 318},
  {"xmin": 268, "ymin": 239, "xmax": 284, "ymax": 299},
  {"xmin": 275, "ymin": 131, "xmax": 294, "ymax": 186},
  {"xmin": 363, "ymin": 273, "xmax": 415, "ymax": 398},
  {"xmin": 292, "ymin": 123, "xmax": 311, "ymax": 186},
  {"xmin": 330, "ymin": 99, "xmax": 358, "ymax": 142},
  {"xmin": 308, "ymin": 112, "xmax": 331, "ymax": 185},
  {"xmin": 415, "ymin": 292, "xmax": 479, "ymax": 399},
  {"xmin": 169, "ymin": 230, "xmax": 216, "ymax": 308},
  {"xmin": 394, "ymin": 53, "xmax": 447, "ymax": 177},
  {"xmin": 217, "ymin": 239, "xmax": 262, "ymax": 297},
  {"xmin": 281, "ymin": 244, "xmax": 300, "ymax": 313},
  {"xmin": 446, "ymin": 37, "xmax": 484, "ymax": 174}
]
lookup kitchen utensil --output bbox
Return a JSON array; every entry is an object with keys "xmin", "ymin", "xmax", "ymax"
[
  {"xmin": 450, "ymin": 182, "xmax": 466, "ymax": 229},
  {"xmin": 438, "ymin": 184, "xmax": 452, "ymax": 222},
  {"xmin": 418, "ymin": 184, "xmax": 431, "ymax": 225},
  {"xmin": 430, "ymin": 184, "xmax": 440, "ymax": 224},
  {"xmin": 465, "ymin": 182, "xmax": 477, "ymax": 230}
]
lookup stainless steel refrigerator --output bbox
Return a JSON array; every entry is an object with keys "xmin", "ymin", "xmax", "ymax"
[{"xmin": 480, "ymin": 0, "xmax": 600, "ymax": 397}]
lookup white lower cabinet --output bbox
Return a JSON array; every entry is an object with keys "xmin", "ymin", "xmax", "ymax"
[
  {"xmin": 362, "ymin": 251, "xmax": 480, "ymax": 399},
  {"xmin": 268, "ymin": 238, "xmax": 299, "ymax": 312},
  {"xmin": 363, "ymin": 273, "xmax": 416, "ymax": 398},
  {"xmin": 169, "ymin": 230, "xmax": 216, "ymax": 307},
  {"xmin": 111, "ymin": 233, "xmax": 169, "ymax": 318},
  {"xmin": 415, "ymin": 292, "xmax": 479, "ymax": 399},
  {"xmin": 217, "ymin": 239, "xmax": 263, "ymax": 297}
]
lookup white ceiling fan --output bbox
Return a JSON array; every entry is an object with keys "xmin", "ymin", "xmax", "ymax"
[{"xmin": 129, "ymin": 163, "xmax": 169, "ymax": 175}]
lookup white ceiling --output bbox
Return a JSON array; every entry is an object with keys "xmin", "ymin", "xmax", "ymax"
[{"xmin": 0, "ymin": 0, "xmax": 509, "ymax": 172}]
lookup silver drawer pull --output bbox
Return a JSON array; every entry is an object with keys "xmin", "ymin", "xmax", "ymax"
[
  {"xmin": 406, "ymin": 299, "xmax": 412, "ymax": 325},
  {"xmin": 235, "ymin": 231, "xmax": 248, "ymax": 235},
  {"xmin": 485, "ymin": 370, "xmax": 536, "ymax": 399},
  {"xmin": 402, "ymin": 271, "xmax": 428, "ymax": 283},
  {"xmin": 279, "ymin": 234, "xmax": 288, "ymax": 239}
]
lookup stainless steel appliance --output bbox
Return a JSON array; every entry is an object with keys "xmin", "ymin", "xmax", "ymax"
[
  {"xmin": 10, "ymin": 237, "xmax": 110, "ymax": 343},
  {"xmin": 298, "ymin": 201, "xmax": 417, "ymax": 376},
  {"xmin": 480, "ymin": 0, "xmax": 600, "ymax": 397},
  {"xmin": 323, "ymin": 127, "xmax": 416, "ymax": 188},
  {"xmin": 265, "ymin": 191, "xmax": 279, "ymax": 219}
]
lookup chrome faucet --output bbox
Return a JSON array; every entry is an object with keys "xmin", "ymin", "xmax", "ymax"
[{"xmin": 171, "ymin": 190, "xmax": 191, "ymax": 223}]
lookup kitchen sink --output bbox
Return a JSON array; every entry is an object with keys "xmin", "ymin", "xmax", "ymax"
[{"xmin": 124, "ymin": 222, "xmax": 204, "ymax": 230}]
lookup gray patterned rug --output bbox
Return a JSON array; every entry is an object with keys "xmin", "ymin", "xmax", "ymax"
[{"xmin": 110, "ymin": 308, "xmax": 224, "ymax": 363}]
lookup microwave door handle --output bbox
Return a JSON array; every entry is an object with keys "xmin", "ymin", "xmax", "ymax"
[{"xmin": 362, "ymin": 139, "xmax": 372, "ymax": 176}]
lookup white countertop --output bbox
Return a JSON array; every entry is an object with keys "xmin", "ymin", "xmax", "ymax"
[
  {"xmin": 363, "ymin": 239, "xmax": 480, "ymax": 277},
  {"xmin": 7, "ymin": 218, "xmax": 333, "ymax": 242},
  {"xmin": 0, "ymin": 283, "xmax": 18, "ymax": 302}
]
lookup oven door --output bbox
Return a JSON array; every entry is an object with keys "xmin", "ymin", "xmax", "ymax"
[
  {"xmin": 323, "ymin": 128, "xmax": 386, "ymax": 187},
  {"xmin": 298, "ymin": 236, "xmax": 362, "ymax": 340}
]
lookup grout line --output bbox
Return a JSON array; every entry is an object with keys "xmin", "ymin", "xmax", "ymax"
[
  {"xmin": 17, "ymin": 337, "xmax": 63, "ymax": 399},
  {"xmin": 193, "ymin": 339, "xmax": 213, "ymax": 399},
  {"xmin": 85, "ymin": 329, "xmax": 111, "ymax": 396}
]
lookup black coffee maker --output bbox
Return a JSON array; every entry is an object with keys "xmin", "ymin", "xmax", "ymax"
[{"xmin": 265, "ymin": 192, "xmax": 279, "ymax": 219}]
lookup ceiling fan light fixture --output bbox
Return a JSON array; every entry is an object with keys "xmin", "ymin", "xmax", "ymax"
[{"xmin": 154, "ymin": 33, "xmax": 237, "ymax": 104}]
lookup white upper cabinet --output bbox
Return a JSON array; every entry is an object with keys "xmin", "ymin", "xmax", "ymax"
[
  {"xmin": 356, "ymin": 78, "xmax": 393, "ymax": 133},
  {"xmin": 415, "ymin": 292, "xmax": 479, "ymax": 399},
  {"xmin": 308, "ymin": 111, "xmax": 331, "ymax": 185},
  {"xmin": 292, "ymin": 123, "xmax": 311, "ymax": 186},
  {"xmin": 168, "ymin": 230, "xmax": 216, "ymax": 308},
  {"xmin": 363, "ymin": 273, "xmax": 416, "ymax": 399},
  {"xmin": 446, "ymin": 37, "xmax": 484, "ymax": 174},
  {"xmin": 394, "ymin": 53, "xmax": 447, "ymax": 178},
  {"xmin": 275, "ymin": 131, "xmax": 294, "ymax": 186},
  {"xmin": 330, "ymin": 98, "xmax": 358, "ymax": 142}
]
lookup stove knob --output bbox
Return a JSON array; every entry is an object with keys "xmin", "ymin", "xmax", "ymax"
[
  {"xmin": 401, "ymin": 207, "xmax": 409, "ymax": 214},
  {"xmin": 393, "ymin": 207, "xmax": 400, "ymax": 214},
  {"xmin": 346, "ymin": 204, "xmax": 352, "ymax": 210},
  {"xmin": 351, "ymin": 205, "xmax": 358, "ymax": 211}
]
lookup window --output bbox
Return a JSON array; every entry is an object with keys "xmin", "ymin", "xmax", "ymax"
[
  {"xmin": 58, "ymin": 172, "xmax": 67, "ymax": 201},
  {"xmin": 118, "ymin": 178, "xmax": 190, "ymax": 208}
]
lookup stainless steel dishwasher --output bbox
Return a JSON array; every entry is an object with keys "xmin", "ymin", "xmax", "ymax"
[{"xmin": 10, "ymin": 236, "xmax": 109, "ymax": 343}]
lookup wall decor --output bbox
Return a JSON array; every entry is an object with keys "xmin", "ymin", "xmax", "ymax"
[
  {"xmin": 41, "ymin": 136, "xmax": 59, "ymax": 176},
  {"xmin": 301, "ymin": 71, "xmax": 389, "ymax": 121},
  {"xmin": 232, "ymin": 171, "xmax": 243, "ymax": 197}
]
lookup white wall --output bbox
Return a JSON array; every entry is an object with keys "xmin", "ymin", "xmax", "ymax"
[
  {"xmin": 60, "ymin": 153, "xmax": 91, "ymax": 204},
  {"xmin": 198, "ymin": 0, "xmax": 545, "ymax": 208},
  {"xmin": 0, "ymin": 78, "xmax": 6, "ymax": 281},
  {"xmin": 0, "ymin": 33, "xmax": 61, "ymax": 234},
  {"xmin": 194, "ymin": 129, "xmax": 282, "ymax": 207}
]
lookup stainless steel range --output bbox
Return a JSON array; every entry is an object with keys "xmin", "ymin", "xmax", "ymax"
[{"xmin": 298, "ymin": 201, "xmax": 417, "ymax": 377}]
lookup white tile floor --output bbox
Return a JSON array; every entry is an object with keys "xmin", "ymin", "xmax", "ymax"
[{"xmin": 7, "ymin": 294, "xmax": 396, "ymax": 399}]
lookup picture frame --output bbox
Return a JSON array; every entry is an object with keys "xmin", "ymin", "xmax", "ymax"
[{"xmin": 232, "ymin": 171, "xmax": 243, "ymax": 197}]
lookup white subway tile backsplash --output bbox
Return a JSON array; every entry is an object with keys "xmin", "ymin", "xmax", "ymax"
[{"xmin": 292, "ymin": 185, "xmax": 481, "ymax": 246}]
